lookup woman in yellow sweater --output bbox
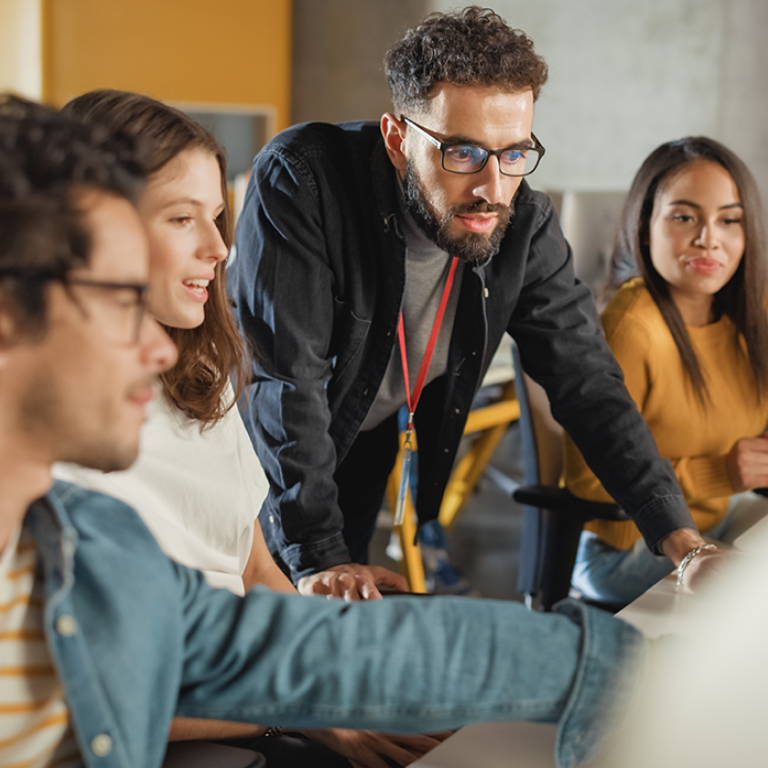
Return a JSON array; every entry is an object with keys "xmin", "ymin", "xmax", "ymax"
[{"xmin": 565, "ymin": 136, "xmax": 768, "ymax": 604}]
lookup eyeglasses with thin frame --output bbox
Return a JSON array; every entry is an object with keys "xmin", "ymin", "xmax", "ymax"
[
  {"xmin": 402, "ymin": 117, "xmax": 546, "ymax": 177},
  {"xmin": 0, "ymin": 266, "xmax": 150, "ymax": 345}
]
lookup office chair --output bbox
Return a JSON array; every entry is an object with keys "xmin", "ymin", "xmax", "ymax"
[{"xmin": 511, "ymin": 344, "xmax": 629, "ymax": 612}]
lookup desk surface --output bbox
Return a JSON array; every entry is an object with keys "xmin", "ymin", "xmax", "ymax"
[{"xmin": 411, "ymin": 512, "xmax": 768, "ymax": 768}]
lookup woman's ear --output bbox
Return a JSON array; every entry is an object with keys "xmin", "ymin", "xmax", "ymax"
[{"xmin": 380, "ymin": 113, "xmax": 408, "ymax": 175}]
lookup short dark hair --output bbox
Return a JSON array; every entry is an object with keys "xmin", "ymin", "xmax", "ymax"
[
  {"xmin": 0, "ymin": 200, "xmax": 89, "ymax": 338},
  {"xmin": 0, "ymin": 94, "xmax": 145, "ymax": 335},
  {"xmin": 609, "ymin": 136, "xmax": 768, "ymax": 402},
  {"xmin": 0, "ymin": 94, "xmax": 144, "ymax": 205},
  {"xmin": 384, "ymin": 6, "xmax": 549, "ymax": 116},
  {"xmin": 64, "ymin": 90, "xmax": 247, "ymax": 427}
]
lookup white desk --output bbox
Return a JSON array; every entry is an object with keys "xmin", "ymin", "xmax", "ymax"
[{"xmin": 411, "ymin": 512, "xmax": 768, "ymax": 767}]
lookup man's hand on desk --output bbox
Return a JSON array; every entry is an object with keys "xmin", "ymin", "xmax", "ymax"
[
  {"xmin": 300, "ymin": 728, "xmax": 452, "ymax": 768},
  {"xmin": 660, "ymin": 528, "xmax": 733, "ymax": 591},
  {"xmin": 297, "ymin": 564, "xmax": 408, "ymax": 601}
]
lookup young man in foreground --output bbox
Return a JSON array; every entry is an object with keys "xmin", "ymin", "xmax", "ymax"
[{"xmin": 0, "ymin": 96, "xmax": 644, "ymax": 768}]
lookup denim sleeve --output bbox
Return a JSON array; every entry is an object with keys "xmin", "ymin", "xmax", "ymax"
[
  {"xmin": 508, "ymin": 196, "xmax": 694, "ymax": 553},
  {"xmin": 174, "ymin": 570, "xmax": 645, "ymax": 768},
  {"xmin": 553, "ymin": 600, "xmax": 647, "ymax": 767},
  {"xmin": 231, "ymin": 145, "xmax": 351, "ymax": 579}
]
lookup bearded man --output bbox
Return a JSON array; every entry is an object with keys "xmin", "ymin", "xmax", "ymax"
[{"xmin": 232, "ymin": 7, "xmax": 709, "ymax": 601}]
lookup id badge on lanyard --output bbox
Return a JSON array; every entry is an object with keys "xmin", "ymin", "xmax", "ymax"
[
  {"xmin": 393, "ymin": 256, "xmax": 459, "ymax": 527},
  {"xmin": 394, "ymin": 417, "xmax": 415, "ymax": 527}
]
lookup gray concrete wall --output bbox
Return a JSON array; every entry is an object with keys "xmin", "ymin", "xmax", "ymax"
[
  {"xmin": 291, "ymin": 0, "xmax": 432, "ymax": 124},
  {"xmin": 437, "ymin": 0, "xmax": 768, "ymax": 201},
  {"xmin": 292, "ymin": 0, "xmax": 768, "ymax": 202}
]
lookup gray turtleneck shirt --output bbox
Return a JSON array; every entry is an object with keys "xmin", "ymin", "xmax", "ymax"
[{"xmin": 360, "ymin": 178, "xmax": 465, "ymax": 431}]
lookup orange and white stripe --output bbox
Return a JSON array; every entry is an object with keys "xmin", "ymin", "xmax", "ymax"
[{"xmin": 0, "ymin": 526, "xmax": 80, "ymax": 767}]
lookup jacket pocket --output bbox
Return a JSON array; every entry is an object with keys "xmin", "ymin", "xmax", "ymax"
[{"xmin": 330, "ymin": 297, "xmax": 371, "ymax": 381}]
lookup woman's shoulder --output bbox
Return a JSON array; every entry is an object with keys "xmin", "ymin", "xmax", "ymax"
[{"xmin": 601, "ymin": 278, "xmax": 667, "ymax": 338}]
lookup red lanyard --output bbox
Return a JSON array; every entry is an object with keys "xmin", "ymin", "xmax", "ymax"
[{"xmin": 397, "ymin": 256, "xmax": 459, "ymax": 433}]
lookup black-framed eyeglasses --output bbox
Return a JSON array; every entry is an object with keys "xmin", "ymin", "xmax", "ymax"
[
  {"xmin": 0, "ymin": 267, "xmax": 150, "ymax": 345},
  {"xmin": 402, "ymin": 117, "xmax": 546, "ymax": 177},
  {"xmin": 66, "ymin": 277, "xmax": 150, "ymax": 345}
]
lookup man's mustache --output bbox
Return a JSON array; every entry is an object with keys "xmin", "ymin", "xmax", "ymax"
[{"xmin": 447, "ymin": 201, "xmax": 511, "ymax": 217}]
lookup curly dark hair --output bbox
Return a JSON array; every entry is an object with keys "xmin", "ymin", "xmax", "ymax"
[
  {"xmin": 0, "ymin": 200, "xmax": 89, "ymax": 338},
  {"xmin": 384, "ymin": 6, "xmax": 549, "ymax": 115},
  {"xmin": 0, "ymin": 93, "xmax": 145, "ymax": 335},
  {"xmin": 0, "ymin": 94, "xmax": 144, "ymax": 205}
]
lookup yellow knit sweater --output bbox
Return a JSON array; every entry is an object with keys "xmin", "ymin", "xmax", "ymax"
[{"xmin": 564, "ymin": 278, "xmax": 768, "ymax": 550}]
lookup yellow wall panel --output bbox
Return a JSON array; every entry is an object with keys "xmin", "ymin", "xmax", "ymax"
[{"xmin": 42, "ymin": 0, "xmax": 291, "ymax": 130}]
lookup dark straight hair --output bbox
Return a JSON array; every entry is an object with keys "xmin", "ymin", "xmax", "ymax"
[
  {"xmin": 608, "ymin": 136, "xmax": 768, "ymax": 403},
  {"xmin": 63, "ymin": 89, "xmax": 248, "ymax": 427}
]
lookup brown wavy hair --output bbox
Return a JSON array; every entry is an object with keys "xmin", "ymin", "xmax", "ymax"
[
  {"xmin": 608, "ymin": 137, "xmax": 768, "ymax": 403},
  {"xmin": 63, "ymin": 89, "xmax": 247, "ymax": 426},
  {"xmin": 384, "ymin": 6, "xmax": 549, "ymax": 116}
]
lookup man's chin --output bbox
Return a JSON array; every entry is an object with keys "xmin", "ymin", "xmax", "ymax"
[
  {"xmin": 67, "ymin": 441, "xmax": 140, "ymax": 474},
  {"xmin": 439, "ymin": 221, "xmax": 506, "ymax": 264}
]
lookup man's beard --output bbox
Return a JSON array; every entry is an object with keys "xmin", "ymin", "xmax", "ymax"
[{"xmin": 404, "ymin": 160, "xmax": 514, "ymax": 264}]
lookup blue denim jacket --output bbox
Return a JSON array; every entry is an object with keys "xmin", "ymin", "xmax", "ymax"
[
  {"xmin": 232, "ymin": 121, "xmax": 694, "ymax": 579},
  {"xmin": 31, "ymin": 481, "xmax": 644, "ymax": 768}
]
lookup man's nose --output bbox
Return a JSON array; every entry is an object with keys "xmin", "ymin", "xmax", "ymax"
[
  {"xmin": 139, "ymin": 316, "xmax": 178, "ymax": 373},
  {"xmin": 470, "ymin": 156, "xmax": 512, "ymax": 206}
]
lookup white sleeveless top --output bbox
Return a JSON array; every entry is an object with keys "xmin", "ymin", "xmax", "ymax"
[{"xmin": 54, "ymin": 383, "xmax": 268, "ymax": 595}]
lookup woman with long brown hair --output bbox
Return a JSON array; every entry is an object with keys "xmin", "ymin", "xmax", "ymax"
[
  {"xmin": 565, "ymin": 136, "xmax": 768, "ymax": 604},
  {"xmin": 54, "ymin": 90, "xmax": 435, "ymax": 768},
  {"xmin": 54, "ymin": 89, "xmax": 288, "ymax": 597}
]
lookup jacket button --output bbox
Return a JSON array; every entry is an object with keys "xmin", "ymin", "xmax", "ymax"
[
  {"xmin": 56, "ymin": 615, "xmax": 76, "ymax": 637},
  {"xmin": 363, "ymin": 388, "xmax": 369, "ymax": 396},
  {"xmin": 454, "ymin": 408, "xmax": 460, "ymax": 414},
  {"xmin": 268, "ymin": 515, "xmax": 275, "ymax": 524},
  {"xmin": 91, "ymin": 734, "xmax": 112, "ymax": 756}
]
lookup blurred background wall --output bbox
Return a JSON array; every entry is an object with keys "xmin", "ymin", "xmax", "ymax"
[
  {"xmin": 1, "ymin": 0, "xmax": 292, "ymax": 131},
  {"xmin": 292, "ymin": 0, "xmax": 768, "ymax": 202},
  {"xmin": 2, "ymin": 0, "xmax": 766, "ymax": 199}
]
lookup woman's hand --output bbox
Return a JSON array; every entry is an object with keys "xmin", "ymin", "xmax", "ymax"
[
  {"xmin": 299, "ymin": 728, "xmax": 452, "ymax": 768},
  {"xmin": 726, "ymin": 432, "xmax": 768, "ymax": 492}
]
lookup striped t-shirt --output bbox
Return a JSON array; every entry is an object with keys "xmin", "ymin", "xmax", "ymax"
[{"xmin": 0, "ymin": 524, "xmax": 80, "ymax": 767}]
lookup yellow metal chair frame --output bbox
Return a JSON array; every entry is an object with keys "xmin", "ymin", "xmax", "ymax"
[{"xmin": 385, "ymin": 378, "xmax": 520, "ymax": 592}]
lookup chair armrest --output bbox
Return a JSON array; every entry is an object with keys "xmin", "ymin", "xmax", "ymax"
[{"xmin": 513, "ymin": 484, "xmax": 629, "ymax": 522}]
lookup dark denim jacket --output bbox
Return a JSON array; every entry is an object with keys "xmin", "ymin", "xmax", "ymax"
[{"xmin": 231, "ymin": 121, "xmax": 694, "ymax": 580}]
